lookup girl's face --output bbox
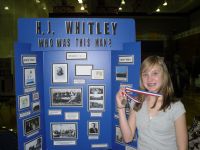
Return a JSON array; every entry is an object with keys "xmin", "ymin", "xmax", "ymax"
[{"xmin": 141, "ymin": 64, "xmax": 163, "ymax": 93}]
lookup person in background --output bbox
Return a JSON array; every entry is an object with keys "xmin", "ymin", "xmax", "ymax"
[
  {"xmin": 116, "ymin": 56, "xmax": 188, "ymax": 150},
  {"xmin": 171, "ymin": 54, "xmax": 189, "ymax": 98}
]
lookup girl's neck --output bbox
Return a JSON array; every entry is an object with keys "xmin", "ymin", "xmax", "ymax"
[{"xmin": 146, "ymin": 96, "xmax": 163, "ymax": 107}]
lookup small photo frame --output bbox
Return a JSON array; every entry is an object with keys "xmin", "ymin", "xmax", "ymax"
[
  {"xmin": 32, "ymin": 91, "xmax": 39, "ymax": 100},
  {"xmin": 24, "ymin": 136, "xmax": 42, "ymax": 150},
  {"xmin": 88, "ymin": 121, "xmax": 100, "ymax": 136},
  {"xmin": 91, "ymin": 69, "xmax": 104, "ymax": 80},
  {"xmin": 88, "ymin": 85, "xmax": 105, "ymax": 111},
  {"xmin": 21, "ymin": 55, "xmax": 37, "ymax": 65},
  {"xmin": 50, "ymin": 87, "xmax": 83, "ymax": 107},
  {"xmin": 24, "ymin": 115, "xmax": 40, "ymax": 136},
  {"xmin": 24, "ymin": 67, "xmax": 36, "ymax": 88},
  {"xmin": 116, "ymin": 66, "xmax": 128, "ymax": 82},
  {"xmin": 51, "ymin": 122, "xmax": 78, "ymax": 140},
  {"xmin": 66, "ymin": 52, "xmax": 87, "ymax": 60},
  {"xmin": 19, "ymin": 94, "xmax": 30, "ymax": 110},
  {"xmin": 52, "ymin": 63, "xmax": 68, "ymax": 83},
  {"xmin": 75, "ymin": 64, "xmax": 93, "ymax": 76},
  {"xmin": 32, "ymin": 101, "xmax": 40, "ymax": 113},
  {"xmin": 116, "ymin": 126, "xmax": 123, "ymax": 144}
]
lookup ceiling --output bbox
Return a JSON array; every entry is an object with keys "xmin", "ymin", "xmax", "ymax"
[{"xmin": 42, "ymin": 0, "xmax": 200, "ymax": 15}]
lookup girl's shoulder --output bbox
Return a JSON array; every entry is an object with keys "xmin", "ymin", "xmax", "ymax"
[
  {"xmin": 170, "ymin": 99, "xmax": 185, "ymax": 109},
  {"xmin": 168, "ymin": 100, "xmax": 186, "ymax": 121}
]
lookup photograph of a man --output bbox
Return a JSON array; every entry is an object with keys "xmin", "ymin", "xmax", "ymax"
[{"xmin": 88, "ymin": 121, "xmax": 99, "ymax": 135}]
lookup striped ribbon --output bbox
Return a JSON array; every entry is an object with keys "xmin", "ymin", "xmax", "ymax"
[{"xmin": 122, "ymin": 88, "xmax": 162, "ymax": 104}]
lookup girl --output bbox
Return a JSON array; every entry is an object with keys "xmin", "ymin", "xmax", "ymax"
[{"xmin": 116, "ymin": 56, "xmax": 188, "ymax": 150}]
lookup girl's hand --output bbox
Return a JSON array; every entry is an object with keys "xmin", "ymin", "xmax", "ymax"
[{"xmin": 116, "ymin": 88, "xmax": 126, "ymax": 108}]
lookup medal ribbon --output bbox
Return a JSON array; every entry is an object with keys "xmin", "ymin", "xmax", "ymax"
[{"xmin": 122, "ymin": 88, "xmax": 162, "ymax": 104}]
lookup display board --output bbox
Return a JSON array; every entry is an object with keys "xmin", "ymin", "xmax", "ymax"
[{"xmin": 15, "ymin": 18, "xmax": 140, "ymax": 150}]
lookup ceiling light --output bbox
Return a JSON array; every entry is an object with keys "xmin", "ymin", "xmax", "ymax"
[
  {"xmin": 36, "ymin": 0, "xmax": 40, "ymax": 3},
  {"xmin": 78, "ymin": 0, "xmax": 83, "ymax": 4},
  {"xmin": 156, "ymin": 8, "xmax": 160, "ymax": 12},
  {"xmin": 80, "ymin": 5, "xmax": 85, "ymax": 10},
  {"xmin": 163, "ymin": 1, "xmax": 167, "ymax": 6},
  {"xmin": 119, "ymin": 7, "xmax": 122, "ymax": 11},
  {"xmin": 121, "ymin": 0, "xmax": 125, "ymax": 5},
  {"xmin": 43, "ymin": 7, "xmax": 46, "ymax": 10},
  {"xmin": 4, "ymin": 6, "xmax": 9, "ymax": 10}
]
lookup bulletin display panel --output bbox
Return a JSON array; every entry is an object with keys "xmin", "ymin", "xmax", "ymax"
[
  {"xmin": 43, "ymin": 50, "xmax": 112, "ymax": 150},
  {"xmin": 111, "ymin": 42, "xmax": 141, "ymax": 150},
  {"xmin": 14, "ymin": 43, "xmax": 45, "ymax": 150},
  {"xmin": 15, "ymin": 18, "xmax": 139, "ymax": 150}
]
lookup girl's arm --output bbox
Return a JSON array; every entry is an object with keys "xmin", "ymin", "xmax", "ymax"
[
  {"xmin": 116, "ymin": 89, "xmax": 136, "ymax": 143},
  {"xmin": 175, "ymin": 113, "xmax": 188, "ymax": 150}
]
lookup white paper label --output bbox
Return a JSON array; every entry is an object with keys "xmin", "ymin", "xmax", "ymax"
[
  {"xmin": 48, "ymin": 110, "xmax": 62, "ymax": 115},
  {"xmin": 54, "ymin": 140, "xmax": 76, "ymax": 145}
]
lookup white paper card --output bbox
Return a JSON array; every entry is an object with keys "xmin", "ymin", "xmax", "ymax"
[
  {"xmin": 75, "ymin": 65, "xmax": 93, "ymax": 76},
  {"xmin": 74, "ymin": 79, "xmax": 86, "ymax": 84},
  {"xmin": 89, "ymin": 136, "xmax": 99, "ymax": 140},
  {"xmin": 91, "ymin": 112, "xmax": 102, "ymax": 117},
  {"xmin": 125, "ymin": 145, "xmax": 137, "ymax": 150},
  {"xmin": 66, "ymin": 52, "xmax": 87, "ymax": 60},
  {"xmin": 22, "ymin": 55, "xmax": 37, "ymax": 64},
  {"xmin": 48, "ymin": 110, "xmax": 62, "ymax": 115},
  {"xmin": 19, "ymin": 111, "xmax": 31, "ymax": 118},
  {"xmin": 119, "ymin": 55, "xmax": 134, "ymax": 64},
  {"xmin": 91, "ymin": 144, "xmax": 108, "ymax": 148},
  {"xmin": 54, "ymin": 140, "xmax": 76, "ymax": 145},
  {"xmin": 65, "ymin": 112, "xmax": 79, "ymax": 120}
]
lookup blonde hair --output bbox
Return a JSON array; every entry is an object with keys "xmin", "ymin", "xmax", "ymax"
[{"xmin": 133, "ymin": 56, "xmax": 177, "ymax": 111}]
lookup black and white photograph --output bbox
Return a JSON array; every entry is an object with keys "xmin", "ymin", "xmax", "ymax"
[
  {"xmin": 50, "ymin": 87, "xmax": 82, "ymax": 106},
  {"xmin": 91, "ymin": 69, "xmax": 104, "ymax": 80},
  {"xmin": 52, "ymin": 63, "xmax": 68, "ymax": 83},
  {"xmin": 66, "ymin": 52, "xmax": 87, "ymax": 60},
  {"xmin": 51, "ymin": 122, "xmax": 77, "ymax": 140},
  {"xmin": 88, "ymin": 85, "xmax": 105, "ymax": 111},
  {"xmin": 24, "ymin": 116, "xmax": 40, "ymax": 136},
  {"xmin": 24, "ymin": 67, "xmax": 36, "ymax": 87},
  {"xmin": 75, "ymin": 64, "xmax": 93, "ymax": 76},
  {"xmin": 88, "ymin": 121, "xmax": 99, "ymax": 136},
  {"xmin": 89, "ymin": 100, "xmax": 104, "ymax": 111},
  {"xmin": 116, "ymin": 126, "xmax": 123, "ymax": 144},
  {"xmin": 89, "ymin": 85, "xmax": 104, "ymax": 100},
  {"xmin": 19, "ymin": 94, "xmax": 30, "ymax": 110},
  {"xmin": 116, "ymin": 66, "xmax": 128, "ymax": 81},
  {"xmin": 32, "ymin": 101, "xmax": 40, "ymax": 112},
  {"xmin": 32, "ymin": 92, "xmax": 39, "ymax": 100},
  {"xmin": 24, "ymin": 136, "xmax": 42, "ymax": 150}
]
